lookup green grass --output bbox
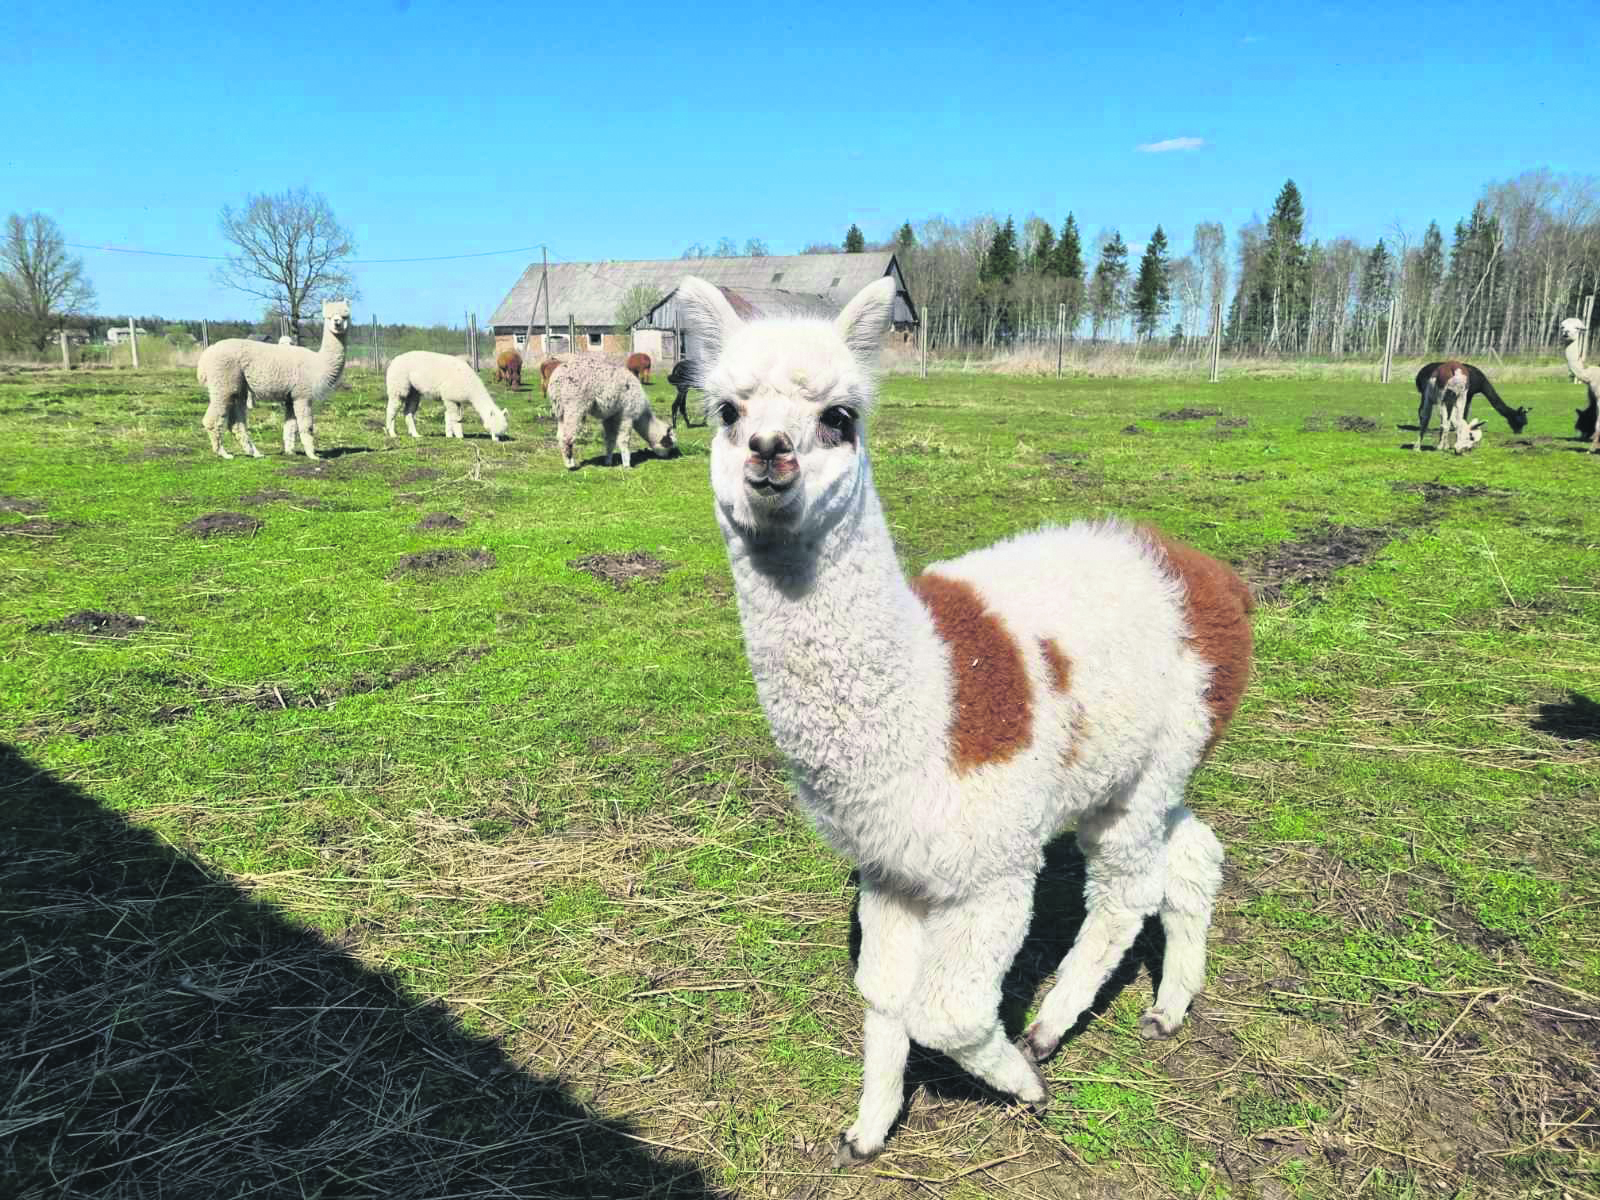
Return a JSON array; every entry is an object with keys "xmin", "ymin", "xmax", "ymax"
[{"xmin": 1, "ymin": 361, "xmax": 1597, "ymax": 1199}]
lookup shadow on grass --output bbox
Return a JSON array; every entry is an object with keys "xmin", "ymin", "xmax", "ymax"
[
  {"xmin": 0, "ymin": 743, "xmax": 720, "ymax": 1199},
  {"xmin": 575, "ymin": 447, "xmax": 684, "ymax": 471},
  {"xmin": 847, "ymin": 835, "xmax": 1162, "ymax": 1111},
  {"xmin": 1532, "ymin": 692, "xmax": 1600, "ymax": 742}
]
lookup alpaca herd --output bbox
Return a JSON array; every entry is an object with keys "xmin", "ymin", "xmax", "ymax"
[{"xmin": 163, "ymin": 282, "xmax": 1590, "ymax": 1167}]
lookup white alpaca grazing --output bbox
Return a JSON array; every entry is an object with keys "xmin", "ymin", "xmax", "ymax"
[
  {"xmin": 547, "ymin": 355, "xmax": 675, "ymax": 469},
  {"xmin": 196, "ymin": 300, "xmax": 352, "ymax": 460},
  {"xmin": 1560, "ymin": 317, "xmax": 1600, "ymax": 452},
  {"xmin": 1415, "ymin": 361, "xmax": 1484, "ymax": 454},
  {"xmin": 676, "ymin": 275, "xmax": 1253, "ymax": 1164},
  {"xmin": 385, "ymin": 351, "xmax": 509, "ymax": 442}
]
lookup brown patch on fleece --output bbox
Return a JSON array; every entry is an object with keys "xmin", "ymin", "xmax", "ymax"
[
  {"xmin": 1434, "ymin": 360, "xmax": 1468, "ymax": 390},
  {"xmin": 1063, "ymin": 710, "xmax": 1089, "ymax": 769},
  {"xmin": 911, "ymin": 573, "xmax": 1034, "ymax": 773},
  {"xmin": 1140, "ymin": 528, "xmax": 1254, "ymax": 752},
  {"xmin": 1039, "ymin": 637, "xmax": 1072, "ymax": 693}
]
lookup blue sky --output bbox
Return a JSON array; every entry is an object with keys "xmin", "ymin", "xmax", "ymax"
[{"xmin": 3, "ymin": 0, "xmax": 1589, "ymax": 325}]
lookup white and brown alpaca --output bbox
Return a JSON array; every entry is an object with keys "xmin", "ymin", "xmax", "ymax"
[
  {"xmin": 1415, "ymin": 361, "xmax": 1484, "ymax": 454},
  {"xmin": 1560, "ymin": 318, "xmax": 1600, "ymax": 451},
  {"xmin": 676, "ymin": 275, "xmax": 1253, "ymax": 1164}
]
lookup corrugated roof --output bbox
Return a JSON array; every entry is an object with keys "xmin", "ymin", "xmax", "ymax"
[{"xmin": 488, "ymin": 251, "xmax": 899, "ymax": 329}]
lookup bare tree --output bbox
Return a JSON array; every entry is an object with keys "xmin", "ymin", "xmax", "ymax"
[
  {"xmin": 743, "ymin": 238, "xmax": 770, "ymax": 257},
  {"xmin": 614, "ymin": 283, "xmax": 664, "ymax": 338},
  {"xmin": 216, "ymin": 188, "xmax": 356, "ymax": 344},
  {"xmin": 0, "ymin": 212, "xmax": 96, "ymax": 352}
]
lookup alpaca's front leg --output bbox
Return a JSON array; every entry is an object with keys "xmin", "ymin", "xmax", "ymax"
[
  {"xmin": 445, "ymin": 400, "xmax": 463, "ymax": 438},
  {"xmin": 282, "ymin": 398, "xmax": 297, "ymax": 455},
  {"xmin": 1414, "ymin": 395, "xmax": 1432, "ymax": 452},
  {"xmin": 601, "ymin": 415, "xmax": 622, "ymax": 466},
  {"xmin": 910, "ymin": 879, "xmax": 1044, "ymax": 1106},
  {"xmin": 556, "ymin": 404, "xmax": 583, "ymax": 470},
  {"xmin": 203, "ymin": 396, "xmax": 233, "ymax": 459},
  {"xmin": 835, "ymin": 881, "xmax": 925, "ymax": 1166},
  {"xmin": 292, "ymin": 397, "xmax": 319, "ymax": 459},
  {"xmin": 231, "ymin": 400, "xmax": 262, "ymax": 458}
]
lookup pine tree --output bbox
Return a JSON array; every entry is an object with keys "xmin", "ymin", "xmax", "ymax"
[
  {"xmin": 1052, "ymin": 214, "xmax": 1086, "ymax": 331},
  {"xmin": 1260, "ymin": 179, "xmax": 1307, "ymax": 350},
  {"xmin": 895, "ymin": 222, "xmax": 916, "ymax": 252},
  {"xmin": 1131, "ymin": 226, "xmax": 1171, "ymax": 340},
  {"xmin": 981, "ymin": 217, "xmax": 1019, "ymax": 285},
  {"xmin": 843, "ymin": 224, "xmax": 866, "ymax": 253},
  {"xmin": 1088, "ymin": 231, "xmax": 1128, "ymax": 339},
  {"xmin": 1028, "ymin": 220, "xmax": 1055, "ymax": 274}
]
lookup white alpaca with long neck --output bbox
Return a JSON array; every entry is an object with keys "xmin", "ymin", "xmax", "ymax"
[
  {"xmin": 1560, "ymin": 317, "xmax": 1600, "ymax": 452},
  {"xmin": 677, "ymin": 275, "xmax": 1253, "ymax": 1164}
]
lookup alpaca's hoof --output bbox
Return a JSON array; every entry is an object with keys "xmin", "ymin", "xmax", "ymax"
[
  {"xmin": 1020, "ymin": 1022, "xmax": 1061, "ymax": 1064},
  {"xmin": 1138, "ymin": 1008, "xmax": 1182, "ymax": 1040},
  {"xmin": 249, "ymin": 449, "xmax": 264, "ymax": 458},
  {"xmin": 216, "ymin": 450, "xmax": 234, "ymax": 460},
  {"xmin": 829, "ymin": 1131, "xmax": 880, "ymax": 1169}
]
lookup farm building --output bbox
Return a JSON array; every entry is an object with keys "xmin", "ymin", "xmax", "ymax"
[{"xmin": 487, "ymin": 251, "xmax": 918, "ymax": 363}]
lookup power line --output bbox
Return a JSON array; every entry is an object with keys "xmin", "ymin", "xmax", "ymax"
[{"xmin": 65, "ymin": 242, "xmax": 549, "ymax": 265}]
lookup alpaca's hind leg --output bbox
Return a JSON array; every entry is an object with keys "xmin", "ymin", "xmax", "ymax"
[
  {"xmin": 1140, "ymin": 807, "xmax": 1223, "ymax": 1039},
  {"xmin": 230, "ymin": 396, "xmax": 262, "ymax": 458},
  {"xmin": 834, "ymin": 880, "xmax": 924, "ymax": 1166},
  {"xmin": 203, "ymin": 392, "xmax": 233, "ymax": 459},
  {"xmin": 385, "ymin": 390, "xmax": 402, "ymax": 438},
  {"xmin": 1023, "ymin": 774, "xmax": 1174, "ymax": 1060},
  {"xmin": 444, "ymin": 399, "xmax": 463, "ymax": 438},
  {"xmin": 405, "ymin": 393, "xmax": 421, "ymax": 439},
  {"xmin": 282, "ymin": 398, "xmax": 297, "ymax": 455}
]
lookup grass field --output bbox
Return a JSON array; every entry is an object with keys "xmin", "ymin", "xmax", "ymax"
[{"xmin": 2, "ymin": 362, "xmax": 1596, "ymax": 1200}]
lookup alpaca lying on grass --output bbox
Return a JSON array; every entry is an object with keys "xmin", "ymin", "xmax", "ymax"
[
  {"xmin": 197, "ymin": 300, "xmax": 351, "ymax": 460},
  {"xmin": 676, "ymin": 274, "xmax": 1252, "ymax": 1164},
  {"xmin": 1415, "ymin": 361, "xmax": 1483, "ymax": 454},
  {"xmin": 385, "ymin": 351, "xmax": 509, "ymax": 442},
  {"xmin": 547, "ymin": 355, "xmax": 675, "ymax": 469}
]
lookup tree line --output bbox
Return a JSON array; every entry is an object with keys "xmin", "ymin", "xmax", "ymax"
[{"xmin": 866, "ymin": 169, "xmax": 1600, "ymax": 356}]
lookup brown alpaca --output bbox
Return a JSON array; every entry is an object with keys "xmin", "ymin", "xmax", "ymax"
[
  {"xmin": 539, "ymin": 357, "xmax": 561, "ymax": 396},
  {"xmin": 626, "ymin": 352, "xmax": 652, "ymax": 384},
  {"xmin": 495, "ymin": 350, "xmax": 522, "ymax": 388}
]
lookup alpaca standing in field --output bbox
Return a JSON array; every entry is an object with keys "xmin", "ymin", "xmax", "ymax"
[
  {"xmin": 496, "ymin": 349, "xmax": 523, "ymax": 389},
  {"xmin": 1412, "ymin": 361, "xmax": 1527, "ymax": 437},
  {"xmin": 1415, "ymin": 362, "xmax": 1484, "ymax": 454},
  {"xmin": 385, "ymin": 351, "xmax": 509, "ymax": 442},
  {"xmin": 539, "ymin": 357, "xmax": 562, "ymax": 396},
  {"xmin": 626, "ymin": 352, "xmax": 652, "ymax": 383},
  {"xmin": 676, "ymin": 274, "xmax": 1252, "ymax": 1164},
  {"xmin": 547, "ymin": 356, "xmax": 675, "ymax": 469},
  {"xmin": 667, "ymin": 358, "xmax": 697, "ymax": 428},
  {"xmin": 197, "ymin": 300, "xmax": 351, "ymax": 460},
  {"xmin": 1560, "ymin": 318, "xmax": 1600, "ymax": 448}
]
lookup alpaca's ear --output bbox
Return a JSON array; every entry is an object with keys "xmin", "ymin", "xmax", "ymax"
[
  {"xmin": 675, "ymin": 276, "xmax": 744, "ymax": 371},
  {"xmin": 834, "ymin": 276, "xmax": 897, "ymax": 363}
]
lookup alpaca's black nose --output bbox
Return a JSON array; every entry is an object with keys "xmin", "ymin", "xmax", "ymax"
[{"xmin": 749, "ymin": 431, "xmax": 794, "ymax": 460}]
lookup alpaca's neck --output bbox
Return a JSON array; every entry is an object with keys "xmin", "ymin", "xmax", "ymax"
[
  {"xmin": 1565, "ymin": 339, "xmax": 1585, "ymax": 378},
  {"xmin": 313, "ymin": 325, "xmax": 348, "ymax": 395},
  {"xmin": 723, "ymin": 460, "xmax": 945, "ymax": 798}
]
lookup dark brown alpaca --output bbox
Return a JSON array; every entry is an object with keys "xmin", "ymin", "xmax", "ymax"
[
  {"xmin": 495, "ymin": 350, "xmax": 522, "ymax": 388},
  {"xmin": 626, "ymin": 352, "xmax": 652, "ymax": 384}
]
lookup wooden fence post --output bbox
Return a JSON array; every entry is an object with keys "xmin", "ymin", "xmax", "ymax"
[
  {"xmin": 1209, "ymin": 299, "xmax": 1222, "ymax": 383},
  {"xmin": 1380, "ymin": 297, "xmax": 1397, "ymax": 383},
  {"xmin": 201, "ymin": 318, "xmax": 209, "ymax": 349},
  {"xmin": 920, "ymin": 304, "xmax": 928, "ymax": 379},
  {"xmin": 568, "ymin": 313, "xmax": 576, "ymax": 353},
  {"xmin": 1056, "ymin": 303, "xmax": 1066, "ymax": 379},
  {"xmin": 60, "ymin": 330, "xmax": 70, "ymax": 369},
  {"xmin": 1581, "ymin": 293, "xmax": 1595, "ymax": 366},
  {"xmin": 129, "ymin": 318, "xmax": 139, "ymax": 368}
]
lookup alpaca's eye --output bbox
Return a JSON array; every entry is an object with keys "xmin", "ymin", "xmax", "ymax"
[
  {"xmin": 819, "ymin": 406, "xmax": 857, "ymax": 444},
  {"xmin": 716, "ymin": 402, "xmax": 740, "ymax": 428}
]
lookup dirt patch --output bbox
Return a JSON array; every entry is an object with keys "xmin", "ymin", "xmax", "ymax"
[
  {"xmin": 1120, "ymin": 424, "xmax": 1147, "ymax": 435},
  {"xmin": 32, "ymin": 610, "xmax": 150, "ymax": 637},
  {"xmin": 568, "ymin": 551, "xmax": 674, "ymax": 589},
  {"xmin": 238, "ymin": 489, "xmax": 321, "ymax": 508},
  {"xmin": 0, "ymin": 518, "xmax": 77, "ymax": 538},
  {"xmin": 416, "ymin": 512, "xmax": 466, "ymax": 532},
  {"xmin": 1251, "ymin": 525, "xmax": 1392, "ymax": 602},
  {"xmin": 224, "ymin": 646, "xmax": 492, "ymax": 712},
  {"xmin": 128, "ymin": 445, "xmax": 194, "ymax": 461},
  {"xmin": 397, "ymin": 468, "xmax": 443, "ymax": 484},
  {"xmin": 1336, "ymin": 414, "xmax": 1379, "ymax": 432},
  {"xmin": 1217, "ymin": 416, "xmax": 1250, "ymax": 429},
  {"xmin": 185, "ymin": 512, "xmax": 262, "ymax": 538},
  {"xmin": 0, "ymin": 494, "xmax": 43, "ymax": 514},
  {"xmin": 1391, "ymin": 481, "xmax": 1511, "ymax": 501},
  {"xmin": 1155, "ymin": 407, "xmax": 1223, "ymax": 421},
  {"xmin": 388, "ymin": 548, "xmax": 496, "ymax": 580}
]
